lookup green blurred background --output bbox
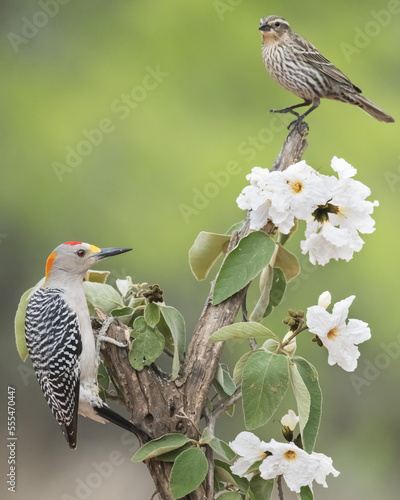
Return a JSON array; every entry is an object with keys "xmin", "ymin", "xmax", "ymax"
[{"xmin": 2, "ymin": 1, "xmax": 399, "ymax": 498}]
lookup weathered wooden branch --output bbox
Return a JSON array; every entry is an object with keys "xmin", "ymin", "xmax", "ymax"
[{"xmin": 95, "ymin": 120, "xmax": 309, "ymax": 500}]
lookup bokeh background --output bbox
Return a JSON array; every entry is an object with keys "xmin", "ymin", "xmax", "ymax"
[{"xmin": 2, "ymin": 1, "xmax": 399, "ymax": 499}]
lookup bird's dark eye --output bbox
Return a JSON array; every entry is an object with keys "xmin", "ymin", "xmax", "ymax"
[
  {"xmin": 77, "ymin": 249, "xmax": 85, "ymax": 257},
  {"xmin": 274, "ymin": 22, "xmax": 281, "ymax": 27}
]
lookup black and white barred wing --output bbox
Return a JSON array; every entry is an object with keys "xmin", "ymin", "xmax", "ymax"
[{"xmin": 25, "ymin": 288, "xmax": 82, "ymax": 449}]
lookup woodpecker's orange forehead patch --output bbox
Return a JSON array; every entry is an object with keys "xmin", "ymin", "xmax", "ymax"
[
  {"xmin": 45, "ymin": 252, "xmax": 56, "ymax": 278},
  {"xmin": 89, "ymin": 244, "xmax": 101, "ymax": 253},
  {"xmin": 63, "ymin": 241, "xmax": 83, "ymax": 246}
]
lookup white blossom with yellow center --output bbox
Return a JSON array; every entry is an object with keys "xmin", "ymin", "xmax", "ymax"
[{"xmin": 306, "ymin": 293, "xmax": 371, "ymax": 371}]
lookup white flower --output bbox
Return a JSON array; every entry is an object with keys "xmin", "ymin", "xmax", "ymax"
[
  {"xmin": 328, "ymin": 157, "xmax": 379, "ymax": 234},
  {"xmin": 229, "ymin": 432, "xmax": 268, "ymax": 477},
  {"xmin": 280, "ymin": 410, "xmax": 299, "ymax": 431},
  {"xmin": 301, "ymin": 158, "xmax": 378, "ymax": 265},
  {"xmin": 236, "ymin": 161, "xmax": 330, "ymax": 233},
  {"xmin": 259, "ymin": 440, "xmax": 339, "ymax": 493},
  {"xmin": 318, "ymin": 291, "xmax": 331, "ymax": 309},
  {"xmin": 265, "ymin": 161, "xmax": 330, "ymax": 234},
  {"xmin": 306, "ymin": 295, "xmax": 371, "ymax": 371},
  {"xmin": 236, "ymin": 184, "xmax": 272, "ymax": 231},
  {"xmin": 301, "ymin": 219, "xmax": 365, "ymax": 266}
]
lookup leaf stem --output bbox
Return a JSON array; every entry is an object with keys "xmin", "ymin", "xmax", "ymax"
[{"xmin": 279, "ymin": 324, "xmax": 308, "ymax": 351}]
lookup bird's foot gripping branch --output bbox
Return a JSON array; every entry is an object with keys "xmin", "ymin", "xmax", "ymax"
[{"xmin": 16, "ymin": 122, "xmax": 376, "ymax": 499}]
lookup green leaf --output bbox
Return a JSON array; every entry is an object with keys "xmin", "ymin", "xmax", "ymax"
[
  {"xmin": 214, "ymin": 365, "xmax": 236, "ymax": 396},
  {"xmin": 251, "ymin": 265, "xmax": 274, "ymax": 322},
  {"xmin": 233, "ymin": 351, "xmax": 257, "ymax": 385},
  {"xmin": 225, "ymin": 219, "xmax": 246, "ymax": 235},
  {"xmin": 170, "ymin": 447, "xmax": 208, "ymax": 499},
  {"xmin": 132, "ymin": 433, "xmax": 192, "ymax": 462},
  {"xmin": 293, "ymin": 357, "xmax": 322, "ymax": 454},
  {"xmin": 260, "ymin": 339, "xmax": 280, "ymax": 353},
  {"xmin": 15, "ymin": 288, "xmax": 33, "ymax": 361},
  {"xmin": 115, "ymin": 277, "xmax": 133, "ymax": 297},
  {"xmin": 159, "ymin": 305, "xmax": 186, "ymax": 380},
  {"xmin": 144, "ymin": 302, "xmax": 160, "ymax": 328},
  {"xmin": 242, "ymin": 351, "xmax": 289, "ymax": 429},
  {"xmin": 189, "ymin": 231, "xmax": 231, "ymax": 281},
  {"xmin": 209, "ymin": 322, "xmax": 278, "ymax": 343},
  {"xmin": 297, "ymin": 485, "xmax": 313, "ymax": 500},
  {"xmin": 157, "ymin": 443, "xmax": 192, "ymax": 462},
  {"xmin": 213, "ymin": 232, "xmax": 275, "ymax": 305},
  {"xmin": 275, "ymin": 243, "xmax": 300, "ymax": 282},
  {"xmin": 201, "ymin": 428, "xmax": 235, "ymax": 462},
  {"xmin": 83, "ymin": 282, "xmax": 124, "ymax": 314},
  {"xmin": 249, "ymin": 475, "xmax": 274, "ymax": 500},
  {"xmin": 14, "ymin": 278, "xmax": 45, "ymax": 361},
  {"xmin": 129, "ymin": 317, "xmax": 165, "ymax": 371},
  {"xmin": 263, "ymin": 267, "xmax": 286, "ymax": 318},
  {"xmin": 214, "ymin": 460, "xmax": 250, "ymax": 493},
  {"xmin": 86, "ymin": 270, "xmax": 110, "ymax": 284},
  {"xmin": 217, "ymin": 493, "xmax": 242, "ymax": 500},
  {"xmin": 290, "ymin": 363, "xmax": 310, "ymax": 444},
  {"xmin": 111, "ymin": 306, "xmax": 134, "ymax": 325}
]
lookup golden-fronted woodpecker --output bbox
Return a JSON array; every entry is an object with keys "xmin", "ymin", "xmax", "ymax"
[{"xmin": 24, "ymin": 241, "xmax": 147, "ymax": 449}]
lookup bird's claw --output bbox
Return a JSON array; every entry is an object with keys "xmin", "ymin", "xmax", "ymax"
[
  {"xmin": 270, "ymin": 107, "xmax": 300, "ymax": 117},
  {"xmin": 96, "ymin": 316, "xmax": 128, "ymax": 356}
]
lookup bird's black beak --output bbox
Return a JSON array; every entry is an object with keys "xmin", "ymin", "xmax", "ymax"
[
  {"xmin": 259, "ymin": 22, "xmax": 271, "ymax": 32},
  {"xmin": 96, "ymin": 247, "xmax": 132, "ymax": 260}
]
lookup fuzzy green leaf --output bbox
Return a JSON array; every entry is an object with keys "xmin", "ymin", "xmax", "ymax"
[
  {"xmin": 111, "ymin": 306, "xmax": 134, "ymax": 325},
  {"xmin": 83, "ymin": 282, "xmax": 124, "ymax": 314},
  {"xmin": 293, "ymin": 357, "xmax": 322, "ymax": 454},
  {"xmin": 233, "ymin": 351, "xmax": 257, "ymax": 384},
  {"xmin": 159, "ymin": 305, "xmax": 186, "ymax": 380},
  {"xmin": 131, "ymin": 433, "xmax": 192, "ymax": 462},
  {"xmin": 14, "ymin": 278, "xmax": 45, "ymax": 361},
  {"xmin": 249, "ymin": 475, "xmax": 274, "ymax": 500},
  {"xmin": 275, "ymin": 243, "xmax": 300, "ymax": 282},
  {"xmin": 263, "ymin": 267, "xmax": 286, "ymax": 318},
  {"xmin": 297, "ymin": 485, "xmax": 314, "ymax": 500},
  {"xmin": 242, "ymin": 351, "xmax": 290, "ymax": 429},
  {"xmin": 170, "ymin": 447, "xmax": 208, "ymax": 499},
  {"xmin": 213, "ymin": 232, "xmax": 275, "ymax": 305},
  {"xmin": 14, "ymin": 288, "xmax": 33, "ymax": 361},
  {"xmin": 209, "ymin": 322, "xmax": 278, "ymax": 343},
  {"xmin": 214, "ymin": 365, "xmax": 236, "ymax": 396},
  {"xmin": 189, "ymin": 231, "xmax": 231, "ymax": 281},
  {"xmin": 201, "ymin": 428, "xmax": 235, "ymax": 461},
  {"xmin": 129, "ymin": 317, "xmax": 165, "ymax": 371},
  {"xmin": 85, "ymin": 270, "xmax": 110, "ymax": 284},
  {"xmin": 144, "ymin": 302, "xmax": 161, "ymax": 328},
  {"xmin": 214, "ymin": 460, "xmax": 250, "ymax": 493},
  {"xmin": 217, "ymin": 493, "xmax": 243, "ymax": 500}
]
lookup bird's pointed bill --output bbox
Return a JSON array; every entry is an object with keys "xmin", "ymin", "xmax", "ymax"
[{"xmin": 95, "ymin": 247, "xmax": 132, "ymax": 260}]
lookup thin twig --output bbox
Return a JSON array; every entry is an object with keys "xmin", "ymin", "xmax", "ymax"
[
  {"xmin": 150, "ymin": 490, "xmax": 159, "ymax": 500},
  {"xmin": 212, "ymin": 389, "xmax": 242, "ymax": 421},
  {"xmin": 277, "ymin": 475, "xmax": 284, "ymax": 500},
  {"xmin": 205, "ymin": 443, "xmax": 215, "ymax": 500},
  {"xmin": 279, "ymin": 324, "xmax": 308, "ymax": 350},
  {"xmin": 248, "ymin": 338, "xmax": 258, "ymax": 350}
]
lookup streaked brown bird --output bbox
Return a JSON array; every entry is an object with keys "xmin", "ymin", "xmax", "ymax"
[{"xmin": 259, "ymin": 16, "xmax": 394, "ymax": 124}]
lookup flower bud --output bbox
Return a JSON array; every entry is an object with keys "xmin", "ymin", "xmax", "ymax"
[{"xmin": 317, "ymin": 291, "xmax": 331, "ymax": 309}]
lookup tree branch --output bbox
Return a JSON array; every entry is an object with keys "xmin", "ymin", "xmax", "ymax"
[{"xmin": 95, "ymin": 120, "xmax": 309, "ymax": 500}]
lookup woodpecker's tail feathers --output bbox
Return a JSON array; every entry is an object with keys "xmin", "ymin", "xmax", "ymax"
[
  {"xmin": 94, "ymin": 405, "xmax": 149, "ymax": 442},
  {"xmin": 61, "ymin": 421, "xmax": 78, "ymax": 450},
  {"xmin": 353, "ymin": 94, "xmax": 394, "ymax": 123}
]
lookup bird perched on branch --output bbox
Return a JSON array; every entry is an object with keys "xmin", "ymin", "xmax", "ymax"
[
  {"xmin": 25, "ymin": 241, "xmax": 148, "ymax": 448},
  {"xmin": 259, "ymin": 15, "xmax": 394, "ymax": 124}
]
